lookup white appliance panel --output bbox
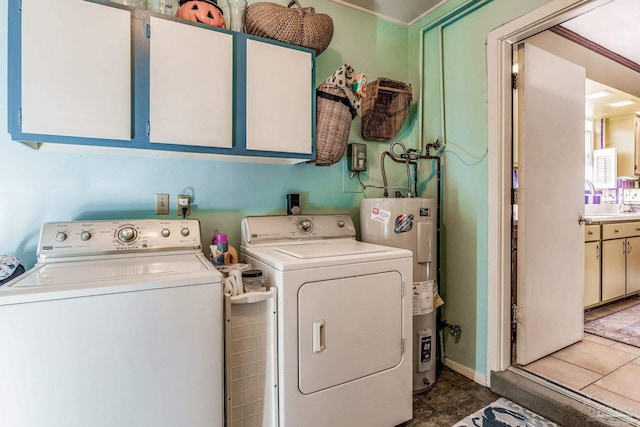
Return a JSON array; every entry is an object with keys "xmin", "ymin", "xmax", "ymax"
[
  {"xmin": 298, "ymin": 271, "xmax": 403, "ymax": 394},
  {"xmin": 240, "ymin": 253, "xmax": 413, "ymax": 427},
  {"xmin": 0, "ymin": 283, "xmax": 223, "ymax": 427}
]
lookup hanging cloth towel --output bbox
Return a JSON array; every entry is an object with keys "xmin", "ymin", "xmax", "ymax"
[{"xmin": 324, "ymin": 64, "xmax": 366, "ymax": 113}]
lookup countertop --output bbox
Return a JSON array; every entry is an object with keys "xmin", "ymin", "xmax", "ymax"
[{"xmin": 585, "ymin": 213, "xmax": 640, "ymax": 222}]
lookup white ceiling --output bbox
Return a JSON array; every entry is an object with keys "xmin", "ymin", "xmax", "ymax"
[
  {"xmin": 328, "ymin": 0, "xmax": 447, "ymax": 26},
  {"xmin": 330, "ymin": 0, "xmax": 640, "ymax": 69},
  {"xmin": 560, "ymin": 0, "xmax": 640, "ymax": 65}
]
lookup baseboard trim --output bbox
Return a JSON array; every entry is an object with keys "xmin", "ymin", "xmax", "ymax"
[{"xmin": 443, "ymin": 357, "xmax": 487, "ymax": 386}]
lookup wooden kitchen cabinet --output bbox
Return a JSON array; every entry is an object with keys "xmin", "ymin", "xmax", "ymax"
[
  {"xmin": 602, "ymin": 238, "xmax": 626, "ymax": 301},
  {"xmin": 626, "ymin": 235, "xmax": 640, "ymax": 293},
  {"xmin": 584, "ymin": 225, "xmax": 601, "ymax": 307},
  {"xmin": 601, "ymin": 221, "xmax": 640, "ymax": 302},
  {"xmin": 8, "ymin": 0, "xmax": 315, "ymax": 163},
  {"xmin": 11, "ymin": 0, "xmax": 132, "ymax": 141}
]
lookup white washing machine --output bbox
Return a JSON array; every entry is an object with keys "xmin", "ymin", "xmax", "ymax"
[
  {"xmin": 0, "ymin": 219, "xmax": 224, "ymax": 427},
  {"xmin": 240, "ymin": 214, "xmax": 413, "ymax": 427}
]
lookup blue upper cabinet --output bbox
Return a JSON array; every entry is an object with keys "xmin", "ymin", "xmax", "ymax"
[{"xmin": 7, "ymin": 0, "xmax": 316, "ymax": 164}]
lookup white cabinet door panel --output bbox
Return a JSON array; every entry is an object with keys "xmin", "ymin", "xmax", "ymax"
[
  {"xmin": 149, "ymin": 17, "xmax": 233, "ymax": 148},
  {"xmin": 602, "ymin": 239, "xmax": 626, "ymax": 301},
  {"xmin": 246, "ymin": 40, "xmax": 312, "ymax": 154},
  {"xmin": 626, "ymin": 236, "xmax": 640, "ymax": 294},
  {"xmin": 584, "ymin": 241, "xmax": 600, "ymax": 307},
  {"xmin": 21, "ymin": 0, "xmax": 131, "ymax": 139}
]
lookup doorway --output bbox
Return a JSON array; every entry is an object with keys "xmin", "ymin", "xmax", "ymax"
[{"xmin": 489, "ymin": 0, "xmax": 640, "ymax": 419}]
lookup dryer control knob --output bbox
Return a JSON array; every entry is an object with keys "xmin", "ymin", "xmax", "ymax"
[
  {"xmin": 79, "ymin": 231, "xmax": 92, "ymax": 241},
  {"xmin": 161, "ymin": 228, "xmax": 171, "ymax": 238},
  {"xmin": 337, "ymin": 220, "xmax": 345, "ymax": 228},
  {"xmin": 181, "ymin": 228, "xmax": 190, "ymax": 237},
  {"xmin": 55, "ymin": 232, "xmax": 67, "ymax": 242}
]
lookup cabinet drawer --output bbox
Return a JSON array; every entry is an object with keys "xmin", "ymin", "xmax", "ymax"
[
  {"xmin": 585, "ymin": 225, "xmax": 600, "ymax": 242},
  {"xmin": 602, "ymin": 222, "xmax": 640, "ymax": 240}
]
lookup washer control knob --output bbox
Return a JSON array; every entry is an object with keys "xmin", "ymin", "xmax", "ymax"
[
  {"xmin": 55, "ymin": 232, "xmax": 67, "ymax": 242},
  {"xmin": 79, "ymin": 231, "xmax": 92, "ymax": 241},
  {"xmin": 161, "ymin": 228, "xmax": 171, "ymax": 238},
  {"xmin": 337, "ymin": 220, "xmax": 345, "ymax": 228},
  {"xmin": 118, "ymin": 227, "xmax": 137, "ymax": 243},
  {"xmin": 298, "ymin": 219, "xmax": 313, "ymax": 233},
  {"xmin": 181, "ymin": 228, "xmax": 190, "ymax": 237}
]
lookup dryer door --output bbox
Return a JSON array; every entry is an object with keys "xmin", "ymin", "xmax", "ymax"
[{"xmin": 298, "ymin": 271, "xmax": 404, "ymax": 394}]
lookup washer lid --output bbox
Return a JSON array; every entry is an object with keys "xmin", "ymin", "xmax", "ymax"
[
  {"xmin": 0, "ymin": 254, "xmax": 221, "ymax": 305},
  {"xmin": 273, "ymin": 241, "xmax": 391, "ymax": 259}
]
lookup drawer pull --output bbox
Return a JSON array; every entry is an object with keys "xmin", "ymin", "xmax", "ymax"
[
  {"xmin": 615, "ymin": 229, "xmax": 620, "ymax": 233},
  {"xmin": 588, "ymin": 231, "xmax": 593, "ymax": 235}
]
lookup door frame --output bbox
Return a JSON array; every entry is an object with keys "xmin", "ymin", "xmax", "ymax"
[{"xmin": 486, "ymin": 0, "xmax": 613, "ymax": 381}]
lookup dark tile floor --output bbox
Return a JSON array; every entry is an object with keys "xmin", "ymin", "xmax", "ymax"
[{"xmin": 402, "ymin": 364, "xmax": 501, "ymax": 427}]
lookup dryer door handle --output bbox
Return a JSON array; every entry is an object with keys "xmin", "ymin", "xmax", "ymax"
[{"xmin": 313, "ymin": 320, "xmax": 326, "ymax": 353}]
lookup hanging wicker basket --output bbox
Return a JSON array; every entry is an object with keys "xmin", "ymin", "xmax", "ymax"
[
  {"xmin": 314, "ymin": 83, "xmax": 357, "ymax": 166},
  {"xmin": 245, "ymin": 0, "xmax": 334, "ymax": 56},
  {"xmin": 361, "ymin": 78, "xmax": 412, "ymax": 142}
]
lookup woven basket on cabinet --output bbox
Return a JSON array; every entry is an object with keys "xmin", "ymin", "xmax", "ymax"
[
  {"xmin": 361, "ymin": 78, "xmax": 412, "ymax": 142},
  {"xmin": 314, "ymin": 83, "xmax": 357, "ymax": 166},
  {"xmin": 245, "ymin": 0, "xmax": 333, "ymax": 56}
]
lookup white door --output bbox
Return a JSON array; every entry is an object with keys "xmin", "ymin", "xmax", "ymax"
[
  {"xmin": 245, "ymin": 40, "xmax": 313, "ymax": 154},
  {"xmin": 298, "ymin": 271, "xmax": 403, "ymax": 394},
  {"xmin": 515, "ymin": 43, "xmax": 585, "ymax": 365},
  {"xmin": 21, "ymin": 0, "xmax": 131, "ymax": 139},
  {"xmin": 149, "ymin": 17, "xmax": 233, "ymax": 147}
]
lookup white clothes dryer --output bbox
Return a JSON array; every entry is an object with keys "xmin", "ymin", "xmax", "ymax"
[
  {"xmin": 240, "ymin": 214, "xmax": 413, "ymax": 427},
  {"xmin": 0, "ymin": 219, "xmax": 224, "ymax": 427}
]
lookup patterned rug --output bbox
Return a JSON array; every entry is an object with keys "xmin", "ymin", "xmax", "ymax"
[
  {"xmin": 584, "ymin": 303, "xmax": 640, "ymax": 347},
  {"xmin": 452, "ymin": 397, "xmax": 559, "ymax": 426}
]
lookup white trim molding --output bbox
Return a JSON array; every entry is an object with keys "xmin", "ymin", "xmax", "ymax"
[{"xmin": 444, "ymin": 357, "xmax": 488, "ymax": 386}]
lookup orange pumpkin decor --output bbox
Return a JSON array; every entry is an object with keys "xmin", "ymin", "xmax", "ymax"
[{"xmin": 177, "ymin": 0, "xmax": 226, "ymax": 28}]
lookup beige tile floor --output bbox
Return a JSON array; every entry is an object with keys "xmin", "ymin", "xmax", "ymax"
[{"xmin": 522, "ymin": 296, "xmax": 640, "ymax": 419}]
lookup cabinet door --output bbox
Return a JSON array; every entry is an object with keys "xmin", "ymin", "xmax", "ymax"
[
  {"xmin": 149, "ymin": 17, "xmax": 233, "ymax": 147},
  {"xmin": 20, "ymin": 0, "xmax": 131, "ymax": 139},
  {"xmin": 626, "ymin": 236, "xmax": 640, "ymax": 294},
  {"xmin": 245, "ymin": 39, "xmax": 313, "ymax": 154},
  {"xmin": 602, "ymin": 239, "xmax": 626, "ymax": 301},
  {"xmin": 584, "ymin": 241, "xmax": 601, "ymax": 307}
]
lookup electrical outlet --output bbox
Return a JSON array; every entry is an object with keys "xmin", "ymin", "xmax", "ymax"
[
  {"xmin": 177, "ymin": 194, "xmax": 191, "ymax": 217},
  {"xmin": 342, "ymin": 158, "xmax": 364, "ymax": 193},
  {"xmin": 155, "ymin": 194, "xmax": 169, "ymax": 215}
]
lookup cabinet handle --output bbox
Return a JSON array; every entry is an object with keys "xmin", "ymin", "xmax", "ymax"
[
  {"xmin": 596, "ymin": 244, "xmax": 600, "ymax": 258},
  {"xmin": 629, "ymin": 241, "xmax": 633, "ymax": 254},
  {"xmin": 588, "ymin": 231, "xmax": 593, "ymax": 235}
]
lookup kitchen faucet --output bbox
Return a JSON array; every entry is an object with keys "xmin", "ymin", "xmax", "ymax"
[{"xmin": 584, "ymin": 179, "xmax": 596, "ymax": 194}]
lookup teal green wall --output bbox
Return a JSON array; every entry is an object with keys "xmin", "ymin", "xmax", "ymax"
[
  {"xmin": 3, "ymin": 0, "xmax": 576, "ymax": 379},
  {"xmin": 409, "ymin": 0, "xmax": 552, "ymax": 375},
  {"xmin": 0, "ymin": 0, "xmax": 410, "ymax": 268}
]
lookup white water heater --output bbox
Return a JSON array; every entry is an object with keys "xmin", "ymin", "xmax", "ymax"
[{"xmin": 360, "ymin": 198, "xmax": 438, "ymax": 393}]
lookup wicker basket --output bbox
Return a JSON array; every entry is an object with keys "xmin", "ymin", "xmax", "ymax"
[
  {"xmin": 245, "ymin": 0, "xmax": 333, "ymax": 56},
  {"xmin": 361, "ymin": 78, "xmax": 412, "ymax": 142},
  {"xmin": 315, "ymin": 83, "xmax": 357, "ymax": 166}
]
